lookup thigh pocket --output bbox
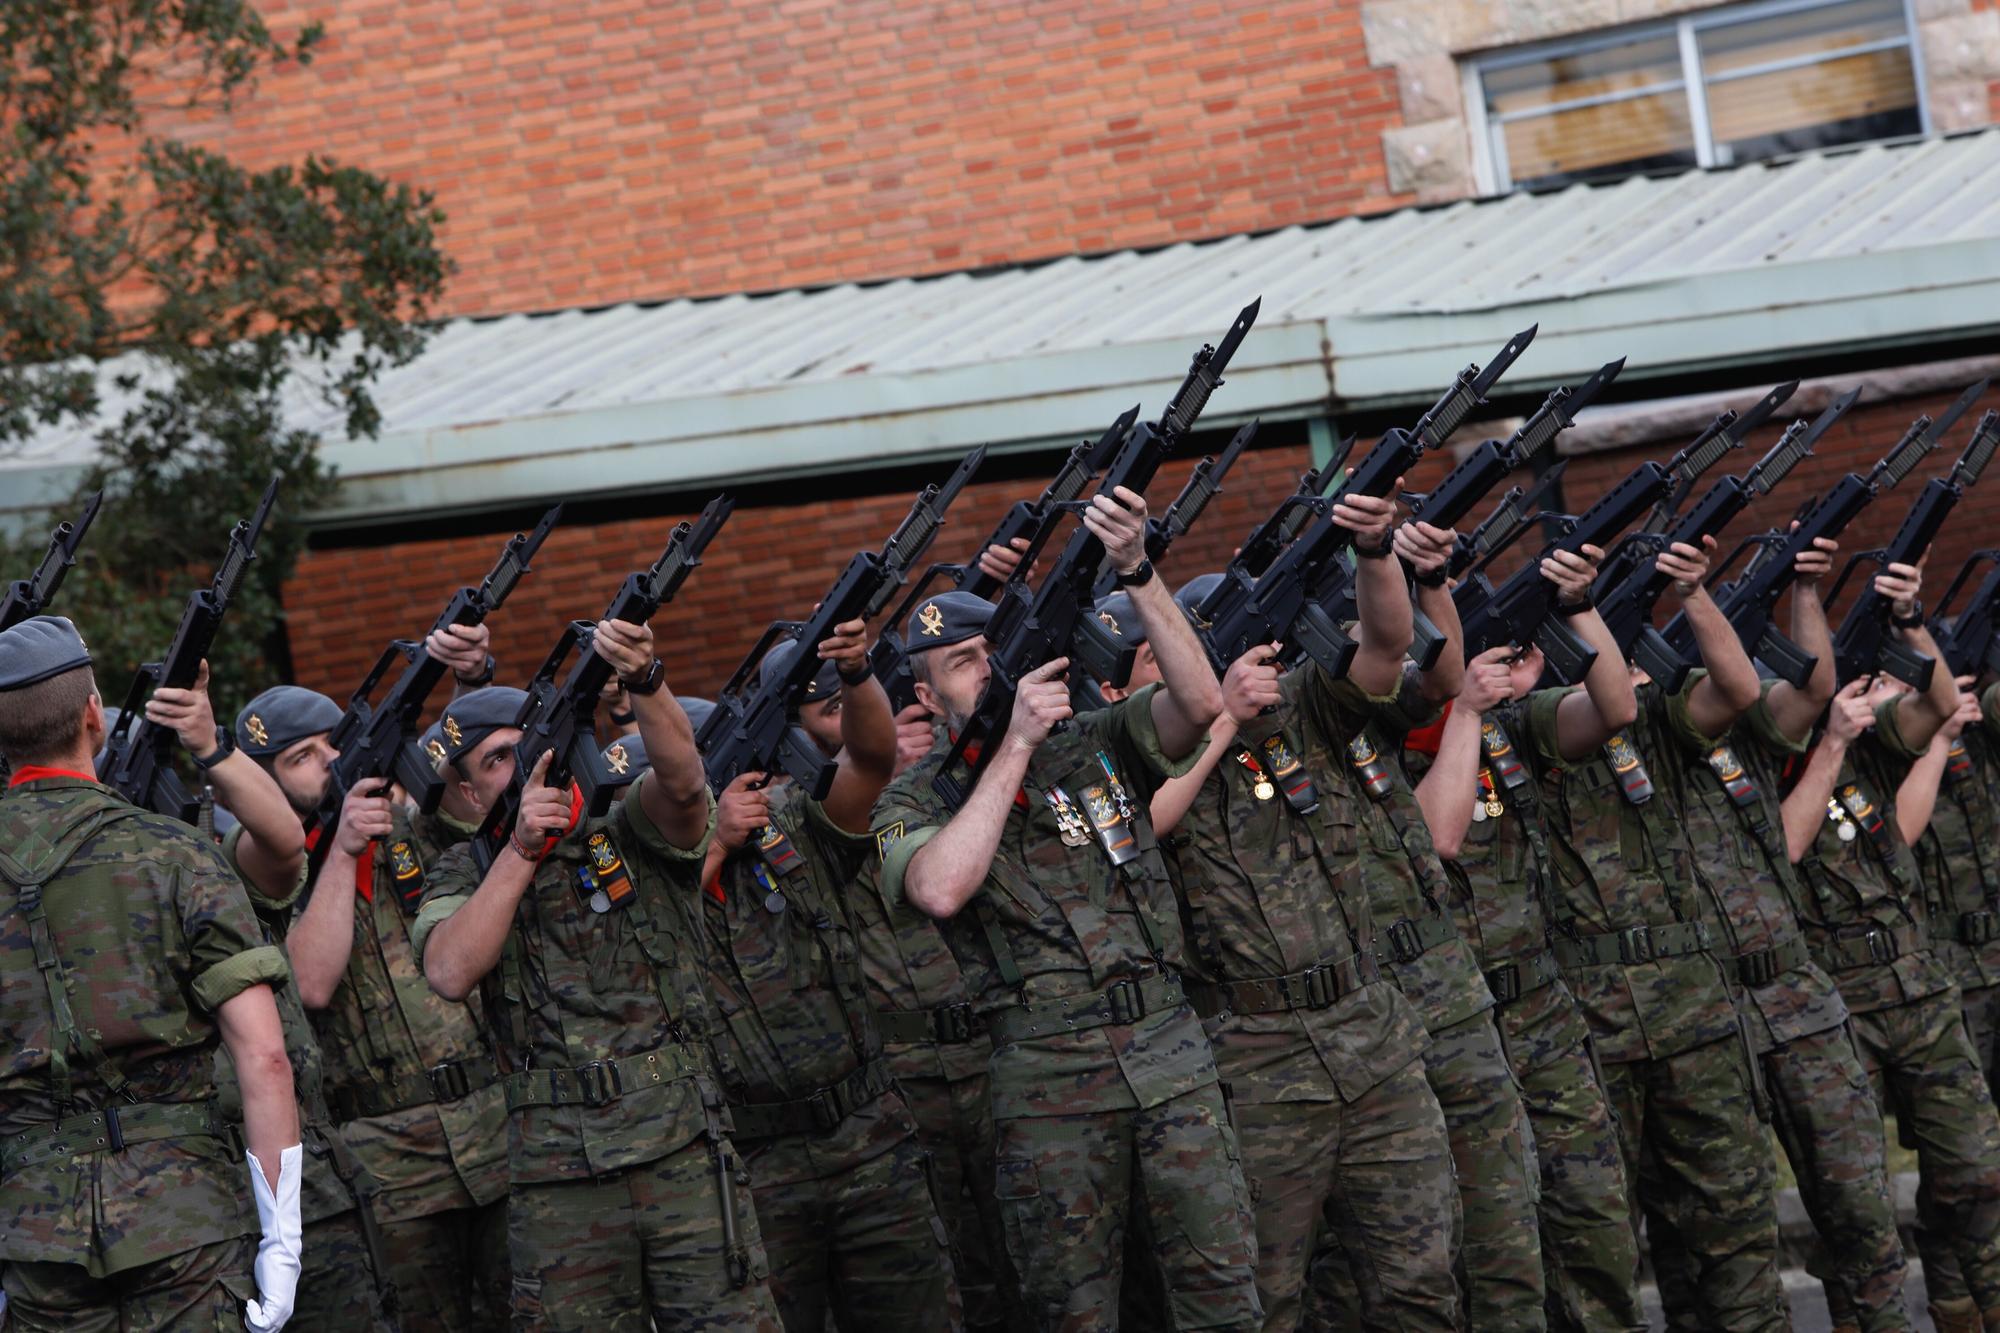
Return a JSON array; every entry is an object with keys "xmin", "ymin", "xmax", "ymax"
[{"xmin": 993, "ymin": 1156, "xmax": 1054, "ymax": 1305}]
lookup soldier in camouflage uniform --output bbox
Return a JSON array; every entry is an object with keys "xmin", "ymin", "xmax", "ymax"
[
  {"xmin": 415, "ymin": 614, "xmax": 782, "ymax": 1331},
  {"xmin": 1517, "ymin": 545, "xmax": 1790, "ymax": 1332},
  {"xmin": 1117, "ymin": 505, "xmax": 1462, "ymax": 1332},
  {"xmin": 1639, "ymin": 539, "xmax": 1910, "ymax": 1332},
  {"xmin": 873, "ymin": 484, "xmax": 1261, "ymax": 1331},
  {"xmin": 1408, "ymin": 618, "xmax": 1644, "ymax": 1328},
  {"xmin": 1770, "ymin": 563, "xmax": 2000, "ymax": 1333},
  {"xmin": 240, "ymin": 666, "xmax": 513, "ymax": 1331},
  {"xmin": 690, "ymin": 631, "xmax": 962, "ymax": 1329},
  {"xmin": 139, "ymin": 658, "xmax": 401, "ymax": 1330},
  {"xmin": 0, "ymin": 616, "xmax": 304, "ymax": 1330}
]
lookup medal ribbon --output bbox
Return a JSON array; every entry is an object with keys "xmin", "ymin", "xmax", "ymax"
[{"xmin": 1947, "ymin": 740, "xmax": 1974, "ymax": 789}]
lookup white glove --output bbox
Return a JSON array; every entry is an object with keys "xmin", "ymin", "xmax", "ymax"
[{"xmin": 244, "ymin": 1143, "xmax": 304, "ymax": 1332}]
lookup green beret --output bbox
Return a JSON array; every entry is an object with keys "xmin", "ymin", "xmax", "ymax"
[
  {"xmin": 906, "ymin": 592, "xmax": 995, "ymax": 653},
  {"xmin": 235, "ymin": 685, "xmax": 342, "ymax": 758},
  {"xmin": 0, "ymin": 616, "xmax": 91, "ymax": 691}
]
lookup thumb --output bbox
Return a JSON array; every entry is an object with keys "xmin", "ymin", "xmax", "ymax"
[
  {"xmin": 195, "ymin": 659, "xmax": 211, "ymax": 690},
  {"xmin": 1029, "ymin": 657, "xmax": 1070, "ymax": 683}
]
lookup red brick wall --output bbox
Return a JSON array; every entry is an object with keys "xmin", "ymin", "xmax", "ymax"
[{"xmin": 151, "ymin": 0, "xmax": 1406, "ymax": 317}]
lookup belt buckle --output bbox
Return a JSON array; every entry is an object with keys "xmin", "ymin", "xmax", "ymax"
[
  {"xmin": 1865, "ymin": 929, "xmax": 1895, "ymax": 965},
  {"xmin": 1386, "ymin": 920, "xmax": 1423, "ymax": 963},
  {"xmin": 1106, "ymin": 979, "xmax": 1146, "ymax": 1025},
  {"xmin": 934, "ymin": 1003, "xmax": 977, "ymax": 1044},
  {"xmin": 576, "ymin": 1061, "xmax": 624, "ymax": 1108},
  {"xmin": 103, "ymin": 1106, "xmax": 126, "ymax": 1153},
  {"xmin": 428, "ymin": 1060, "xmax": 471, "ymax": 1103},
  {"xmin": 806, "ymin": 1088, "xmax": 842, "ymax": 1132},
  {"xmin": 1739, "ymin": 951, "xmax": 1774, "ymax": 988},
  {"xmin": 1967, "ymin": 910, "xmax": 1998, "ymax": 945},
  {"xmin": 1486, "ymin": 964, "xmax": 1520, "ymax": 1004},
  {"xmin": 1619, "ymin": 926, "xmax": 1654, "ymax": 965},
  {"xmin": 1302, "ymin": 965, "xmax": 1337, "ymax": 1010}
]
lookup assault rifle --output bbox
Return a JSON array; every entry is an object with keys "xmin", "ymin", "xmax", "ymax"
[
  {"xmin": 470, "ymin": 497, "xmax": 734, "ymax": 873},
  {"xmin": 1596, "ymin": 412, "xmax": 1825, "ymax": 693},
  {"xmin": 1933, "ymin": 550, "xmax": 2000, "ymax": 680},
  {"xmin": 1223, "ymin": 435, "xmax": 1358, "ymax": 585},
  {"xmin": 1193, "ymin": 325, "xmax": 1536, "ymax": 676},
  {"xmin": 98, "ymin": 476, "xmax": 280, "ymax": 822},
  {"xmin": 701, "ymin": 445, "xmax": 987, "ymax": 797},
  {"xmin": 1, "ymin": 492, "xmax": 103, "ymax": 630},
  {"xmin": 1447, "ymin": 463, "xmax": 1568, "ymax": 581},
  {"xmin": 1828, "ymin": 402, "xmax": 2000, "ymax": 689},
  {"xmin": 1673, "ymin": 388, "xmax": 1951, "ymax": 687},
  {"xmin": 1091, "ymin": 419, "xmax": 1256, "ymax": 598},
  {"xmin": 933, "ymin": 299, "xmax": 1263, "ymax": 808},
  {"xmin": 305, "ymin": 504, "xmax": 562, "ymax": 875}
]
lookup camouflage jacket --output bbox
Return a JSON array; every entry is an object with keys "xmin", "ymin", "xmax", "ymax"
[
  {"xmin": 1526, "ymin": 683, "xmax": 1739, "ymax": 1063},
  {"xmin": 1163, "ymin": 666, "xmax": 1423, "ymax": 1106},
  {"xmin": 0, "ymin": 774, "xmax": 288, "ymax": 1275},
  {"xmin": 414, "ymin": 782, "xmax": 719, "ymax": 1184},
  {"xmin": 1660, "ymin": 677, "xmax": 1847, "ymax": 1053},
  {"xmin": 1771, "ymin": 698, "xmax": 1954, "ymax": 1016},
  {"xmin": 1910, "ymin": 685, "xmax": 2000, "ymax": 991},
  {"xmin": 871, "ymin": 685, "xmax": 1221, "ymax": 1120}
]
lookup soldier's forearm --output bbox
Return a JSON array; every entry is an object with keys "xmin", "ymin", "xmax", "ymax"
[
  {"xmin": 1417, "ymin": 705, "xmax": 1482, "ymax": 860},
  {"xmin": 1128, "ymin": 573, "xmax": 1221, "ymax": 755},
  {"xmin": 1782, "ymin": 736, "xmax": 1846, "ymax": 863},
  {"xmin": 425, "ymin": 854, "xmax": 534, "ymax": 1000},
  {"xmin": 906, "ymin": 744, "xmax": 1027, "ymax": 919},
  {"xmin": 291, "ymin": 855, "xmax": 363, "ymax": 1009},
  {"xmin": 632, "ymin": 685, "xmax": 708, "ymax": 849}
]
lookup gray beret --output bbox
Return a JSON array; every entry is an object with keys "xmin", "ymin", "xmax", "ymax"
[
  {"xmin": 0, "ymin": 616, "xmax": 91, "ymax": 691},
  {"xmin": 759, "ymin": 640, "xmax": 841, "ymax": 705},
  {"xmin": 679, "ymin": 696, "xmax": 717, "ymax": 734},
  {"xmin": 600, "ymin": 733, "xmax": 649, "ymax": 782},
  {"xmin": 906, "ymin": 591, "xmax": 995, "ymax": 653},
  {"xmin": 433, "ymin": 687, "xmax": 528, "ymax": 768},
  {"xmin": 1092, "ymin": 593, "xmax": 1148, "ymax": 647},
  {"xmin": 1175, "ymin": 573, "xmax": 1226, "ymax": 619},
  {"xmin": 236, "ymin": 685, "xmax": 343, "ymax": 758}
]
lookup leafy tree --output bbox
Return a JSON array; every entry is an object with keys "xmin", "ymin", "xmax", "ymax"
[{"xmin": 1, "ymin": 1, "xmax": 449, "ymax": 708}]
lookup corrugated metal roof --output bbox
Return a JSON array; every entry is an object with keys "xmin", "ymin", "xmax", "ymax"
[{"xmin": 8, "ymin": 129, "xmax": 2000, "ymax": 524}]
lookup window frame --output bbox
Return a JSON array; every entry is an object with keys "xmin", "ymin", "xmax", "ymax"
[{"xmin": 1462, "ymin": 0, "xmax": 1932, "ymax": 195}]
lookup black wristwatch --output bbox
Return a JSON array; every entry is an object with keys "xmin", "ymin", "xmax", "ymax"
[
  {"xmin": 609, "ymin": 707, "xmax": 637, "ymax": 727},
  {"xmin": 1115, "ymin": 558, "xmax": 1156, "ymax": 588},
  {"xmin": 1890, "ymin": 600, "xmax": 1926, "ymax": 629},
  {"xmin": 837, "ymin": 661, "xmax": 874, "ymax": 686},
  {"xmin": 1354, "ymin": 535, "xmax": 1394, "ymax": 560},
  {"xmin": 191, "ymin": 725, "xmax": 235, "ymax": 771},
  {"xmin": 1412, "ymin": 566, "xmax": 1448, "ymax": 588},
  {"xmin": 454, "ymin": 654, "xmax": 496, "ymax": 688},
  {"xmin": 1554, "ymin": 592, "xmax": 1595, "ymax": 617},
  {"xmin": 621, "ymin": 657, "xmax": 666, "ymax": 696}
]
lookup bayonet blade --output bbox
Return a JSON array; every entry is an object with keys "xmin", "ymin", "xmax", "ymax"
[
  {"xmin": 1932, "ymin": 377, "xmax": 1990, "ymax": 442},
  {"xmin": 1804, "ymin": 385, "xmax": 1863, "ymax": 453},
  {"xmin": 1726, "ymin": 380, "xmax": 1800, "ymax": 444},
  {"xmin": 1209, "ymin": 298, "xmax": 1261, "ymax": 374},
  {"xmin": 1469, "ymin": 325, "xmax": 1538, "ymax": 401}
]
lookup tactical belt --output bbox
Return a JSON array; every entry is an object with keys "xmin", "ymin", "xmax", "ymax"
[
  {"xmin": 872, "ymin": 1003, "xmax": 984, "ymax": 1047},
  {"xmin": 329, "ymin": 1053, "xmax": 504, "ymax": 1123},
  {"xmin": 1373, "ymin": 914, "xmax": 1458, "ymax": 967},
  {"xmin": 1933, "ymin": 909, "xmax": 2000, "ymax": 949},
  {"xmin": 726, "ymin": 1058, "xmax": 894, "ymax": 1142},
  {"xmin": 3, "ymin": 1100, "xmax": 224, "ymax": 1174},
  {"xmin": 1822, "ymin": 923, "xmax": 1925, "ymax": 973},
  {"xmin": 1484, "ymin": 949, "xmax": 1561, "ymax": 1005},
  {"xmin": 1188, "ymin": 953, "xmax": 1378, "ymax": 1019},
  {"xmin": 503, "ymin": 1043, "xmax": 701, "ymax": 1112},
  {"xmin": 984, "ymin": 973, "xmax": 1184, "ymax": 1044},
  {"xmin": 1555, "ymin": 921, "xmax": 1710, "ymax": 969},
  {"xmin": 1735, "ymin": 935, "xmax": 1812, "ymax": 989}
]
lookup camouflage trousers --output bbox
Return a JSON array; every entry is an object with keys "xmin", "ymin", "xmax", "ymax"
[
  {"xmin": 1496, "ymin": 1006, "xmax": 1644, "ymax": 1332},
  {"xmin": 506, "ymin": 1134, "xmax": 783, "ymax": 1332},
  {"xmin": 1960, "ymin": 976, "xmax": 2000, "ymax": 1101},
  {"xmin": 898, "ymin": 1072, "xmax": 1027, "ymax": 1331},
  {"xmin": 1238, "ymin": 1058, "xmax": 1460, "ymax": 1332},
  {"xmin": 377, "ymin": 1197, "xmax": 508, "ymax": 1332},
  {"xmin": 991, "ymin": 1080, "xmax": 1262, "ymax": 1331},
  {"xmin": 2, "ymin": 1233, "xmax": 254, "ymax": 1332},
  {"xmin": 291, "ymin": 1207, "xmax": 398, "ymax": 1333},
  {"xmin": 739, "ymin": 1091, "xmax": 962, "ymax": 1330},
  {"xmin": 1599, "ymin": 1038, "xmax": 1788, "ymax": 1332},
  {"xmin": 1850, "ymin": 988, "xmax": 2000, "ymax": 1311}
]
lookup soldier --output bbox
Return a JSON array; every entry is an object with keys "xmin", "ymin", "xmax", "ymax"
[
  {"xmin": 144, "ymin": 661, "xmax": 401, "ymax": 1330},
  {"xmin": 1108, "ymin": 493, "xmax": 1462, "ymax": 1332},
  {"xmin": 691, "ymin": 627, "xmax": 962, "ymax": 1329},
  {"xmin": 237, "ymin": 666, "xmax": 512, "ymax": 1331},
  {"xmin": 415, "ymin": 616, "xmax": 783, "ymax": 1330},
  {"xmin": 1644, "ymin": 535, "xmax": 1909, "ymax": 1333},
  {"xmin": 872, "ymin": 486, "xmax": 1262, "ymax": 1331},
  {"xmin": 0, "ymin": 616, "xmax": 303, "ymax": 1329},
  {"xmin": 1773, "ymin": 558, "xmax": 2000, "ymax": 1333}
]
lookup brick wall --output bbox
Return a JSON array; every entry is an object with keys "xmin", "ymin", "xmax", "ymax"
[{"xmin": 146, "ymin": 0, "xmax": 1406, "ymax": 318}]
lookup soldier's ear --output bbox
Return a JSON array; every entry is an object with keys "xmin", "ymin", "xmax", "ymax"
[
  {"xmin": 82, "ymin": 690, "xmax": 106, "ymax": 748},
  {"xmin": 913, "ymin": 678, "xmax": 942, "ymax": 718},
  {"xmin": 1100, "ymin": 683, "xmax": 1129, "ymax": 703}
]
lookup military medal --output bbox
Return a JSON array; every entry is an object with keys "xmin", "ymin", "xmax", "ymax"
[
  {"xmin": 752, "ymin": 860, "xmax": 787, "ymax": 914},
  {"xmin": 1827, "ymin": 797, "xmax": 1858, "ymax": 843},
  {"xmin": 1475, "ymin": 766, "xmax": 1502, "ymax": 820},
  {"xmin": 1232, "ymin": 749, "xmax": 1276, "ymax": 801},
  {"xmin": 1046, "ymin": 785, "xmax": 1092, "ymax": 847},
  {"xmin": 1095, "ymin": 751, "xmax": 1137, "ymax": 822}
]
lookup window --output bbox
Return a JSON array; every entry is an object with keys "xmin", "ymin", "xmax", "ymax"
[{"xmin": 1468, "ymin": 0, "xmax": 1928, "ymax": 193}]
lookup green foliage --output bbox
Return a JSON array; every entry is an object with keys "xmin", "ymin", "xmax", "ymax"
[{"xmin": 1, "ymin": 0, "xmax": 448, "ymax": 708}]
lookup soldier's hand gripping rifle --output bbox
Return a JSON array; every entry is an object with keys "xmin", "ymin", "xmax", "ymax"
[
  {"xmin": 1673, "ymin": 387, "xmax": 1960, "ymax": 687},
  {"xmin": 1193, "ymin": 325, "xmax": 1537, "ymax": 678},
  {"xmin": 1932, "ymin": 549, "xmax": 2000, "ymax": 680},
  {"xmin": 1596, "ymin": 411, "xmax": 1824, "ymax": 693},
  {"xmin": 701, "ymin": 445, "xmax": 987, "ymax": 799},
  {"xmin": 97, "ymin": 476, "xmax": 280, "ymax": 822},
  {"xmin": 305, "ymin": 504, "xmax": 562, "ymax": 875},
  {"xmin": 1, "ymin": 492, "xmax": 103, "ymax": 631},
  {"xmin": 1829, "ymin": 402, "xmax": 2000, "ymax": 689},
  {"xmin": 469, "ymin": 498, "xmax": 734, "ymax": 874},
  {"xmin": 1091, "ymin": 419, "xmax": 1257, "ymax": 599},
  {"xmin": 932, "ymin": 300, "xmax": 1263, "ymax": 809}
]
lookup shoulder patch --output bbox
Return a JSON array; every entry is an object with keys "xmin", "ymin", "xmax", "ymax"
[{"xmin": 874, "ymin": 820, "xmax": 906, "ymax": 859}]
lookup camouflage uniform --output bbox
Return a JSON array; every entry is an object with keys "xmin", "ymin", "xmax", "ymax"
[
  {"xmin": 1407, "ymin": 700, "xmax": 1644, "ymax": 1333},
  {"xmin": 1652, "ymin": 678, "xmax": 1908, "ymax": 1332},
  {"xmin": 1780, "ymin": 698, "xmax": 2000, "ymax": 1319},
  {"xmin": 218, "ymin": 826, "xmax": 397, "ymax": 1332},
  {"xmin": 414, "ymin": 782, "xmax": 783, "ymax": 1332},
  {"xmin": 695, "ymin": 783, "xmax": 960, "ymax": 1329},
  {"xmin": 1162, "ymin": 666, "xmax": 1458, "ymax": 1333},
  {"xmin": 1526, "ymin": 683, "xmax": 1788, "ymax": 1332},
  {"xmin": 0, "ymin": 772, "xmax": 290, "ymax": 1326},
  {"xmin": 871, "ymin": 685, "xmax": 1262, "ymax": 1331},
  {"xmin": 300, "ymin": 806, "xmax": 511, "ymax": 1331},
  {"xmin": 1310, "ymin": 678, "xmax": 1542, "ymax": 1332}
]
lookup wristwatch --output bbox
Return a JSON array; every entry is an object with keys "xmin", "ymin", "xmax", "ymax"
[
  {"xmin": 191, "ymin": 725, "xmax": 236, "ymax": 771},
  {"xmin": 1890, "ymin": 600, "xmax": 1926, "ymax": 629},
  {"xmin": 1115, "ymin": 558, "xmax": 1156, "ymax": 589},
  {"xmin": 621, "ymin": 657, "xmax": 666, "ymax": 696},
  {"xmin": 454, "ymin": 654, "xmax": 496, "ymax": 688}
]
